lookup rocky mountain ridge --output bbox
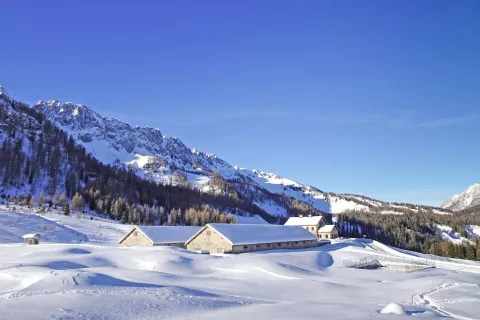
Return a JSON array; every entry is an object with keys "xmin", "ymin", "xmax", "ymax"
[{"xmin": 2, "ymin": 86, "xmax": 453, "ymax": 217}]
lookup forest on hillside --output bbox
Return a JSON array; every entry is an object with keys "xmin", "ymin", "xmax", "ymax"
[
  {"xmin": 0, "ymin": 97, "xmax": 279, "ymax": 225},
  {"xmin": 339, "ymin": 210, "xmax": 480, "ymax": 261}
]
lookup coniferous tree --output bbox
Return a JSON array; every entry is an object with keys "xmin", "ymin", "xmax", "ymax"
[
  {"xmin": 466, "ymin": 243, "xmax": 476, "ymax": 261},
  {"xmin": 64, "ymin": 202, "xmax": 70, "ymax": 216}
]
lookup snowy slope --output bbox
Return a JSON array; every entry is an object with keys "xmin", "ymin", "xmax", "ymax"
[
  {"xmin": 2, "ymin": 208, "xmax": 480, "ymax": 319},
  {"xmin": 0, "ymin": 210, "xmax": 88, "ymax": 243},
  {"xmin": 443, "ymin": 183, "xmax": 480, "ymax": 211},
  {"xmin": 435, "ymin": 224, "xmax": 474, "ymax": 246},
  {"xmin": 465, "ymin": 225, "xmax": 480, "ymax": 239},
  {"xmin": 1, "ymin": 239, "xmax": 480, "ymax": 319}
]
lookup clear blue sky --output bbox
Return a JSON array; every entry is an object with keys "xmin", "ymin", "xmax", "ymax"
[{"xmin": 1, "ymin": 0, "xmax": 479, "ymax": 206}]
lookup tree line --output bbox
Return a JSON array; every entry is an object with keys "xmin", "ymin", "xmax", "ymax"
[{"xmin": 337, "ymin": 210, "xmax": 480, "ymax": 261}]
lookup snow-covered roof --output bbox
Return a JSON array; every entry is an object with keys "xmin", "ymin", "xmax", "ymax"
[
  {"xmin": 120, "ymin": 226, "xmax": 202, "ymax": 244},
  {"xmin": 22, "ymin": 233, "xmax": 41, "ymax": 239},
  {"xmin": 189, "ymin": 224, "xmax": 317, "ymax": 245},
  {"xmin": 318, "ymin": 225, "xmax": 338, "ymax": 233},
  {"xmin": 284, "ymin": 216, "xmax": 324, "ymax": 226}
]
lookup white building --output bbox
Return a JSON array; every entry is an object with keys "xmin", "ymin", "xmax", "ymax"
[
  {"xmin": 317, "ymin": 225, "xmax": 339, "ymax": 239},
  {"xmin": 284, "ymin": 215, "xmax": 327, "ymax": 236}
]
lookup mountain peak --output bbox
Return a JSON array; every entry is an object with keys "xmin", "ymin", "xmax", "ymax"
[
  {"xmin": 442, "ymin": 183, "xmax": 480, "ymax": 211},
  {"xmin": 0, "ymin": 85, "xmax": 9, "ymax": 98}
]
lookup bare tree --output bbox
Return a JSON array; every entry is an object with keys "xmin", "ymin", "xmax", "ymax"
[
  {"xmin": 71, "ymin": 192, "xmax": 85, "ymax": 213},
  {"xmin": 58, "ymin": 192, "xmax": 67, "ymax": 209},
  {"xmin": 38, "ymin": 191, "xmax": 45, "ymax": 208}
]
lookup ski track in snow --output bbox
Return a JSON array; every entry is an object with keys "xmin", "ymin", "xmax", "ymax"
[{"xmin": 412, "ymin": 282, "xmax": 480, "ymax": 320}]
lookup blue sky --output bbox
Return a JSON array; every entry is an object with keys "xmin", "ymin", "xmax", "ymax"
[{"xmin": 1, "ymin": 0, "xmax": 479, "ymax": 206}]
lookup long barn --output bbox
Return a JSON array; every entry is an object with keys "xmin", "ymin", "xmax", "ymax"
[
  {"xmin": 119, "ymin": 226, "xmax": 201, "ymax": 248},
  {"xmin": 185, "ymin": 224, "xmax": 318, "ymax": 254}
]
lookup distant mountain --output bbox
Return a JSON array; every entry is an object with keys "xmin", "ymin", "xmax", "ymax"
[
  {"xmin": 442, "ymin": 183, "xmax": 480, "ymax": 211},
  {"xmin": 1, "ymin": 85, "xmax": 453, "ymax": 218}
]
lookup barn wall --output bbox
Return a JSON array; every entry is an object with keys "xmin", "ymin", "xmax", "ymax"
[
  {"xmin": 231, "ymin": 239, "xmax": 318, "ymax": 253},
  {"xmin": 186, "ymin": 226, "xmax": 232, "ymax": 253},
  {"xmin": 120, "ymin": 229, "xmax": 153, "ymax": 246},
  {"xmin": 153, "ymin": 242, "xmax": 185, "ymax": 248}
]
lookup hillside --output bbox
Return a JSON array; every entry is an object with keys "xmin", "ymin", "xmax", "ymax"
[
  {"xmin": 29, "ymin": 91, "xmax": 452, "ymax": 217},
  {"xmin": 0, "ymin": 88, "xmax": 276, "ymax": 224},
  {"xmin": 0, "ymin": 209, "xmax": 88, "ymax": 243}
]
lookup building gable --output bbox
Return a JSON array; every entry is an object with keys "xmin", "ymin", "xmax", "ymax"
[
  {"xmin": 186, "ymin": 225, "xmax": 232, "ymax": 253},
  {"xmin": 119, "ymin": 227, "xmax": 153, "ymax": 246}
]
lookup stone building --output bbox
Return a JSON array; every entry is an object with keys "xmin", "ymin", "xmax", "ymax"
[
  {"xmin": 185, "ymin": 223, "xmax": 318, "ymax": 254},
  {"xmin": 119, "ymin": 226, "xmax": 201, "ymax": 247}
]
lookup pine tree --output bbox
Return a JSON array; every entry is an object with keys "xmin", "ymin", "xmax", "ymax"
[
  {"xmin": 64, "ymin": 202, "xmax": 70, "ymax": 216},
  {"xmin": 466, "ymin": 243, "xmax": 476, "ymax": 261},
  {"xmin": 476, "ymin": 239, "xmax": 480, "ymax": 261}
]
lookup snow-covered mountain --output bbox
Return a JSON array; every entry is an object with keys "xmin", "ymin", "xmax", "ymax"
[
  {"xmin": 1, "ymin": 87, "xmax": 452, "ymax": 217},
  {"xmin": 30, "ymin": 97, "xmax": 454, "ymax": 216},
  {"xmin": 442, "ymin": 183, "xmax": 480, "ymax": 211}
]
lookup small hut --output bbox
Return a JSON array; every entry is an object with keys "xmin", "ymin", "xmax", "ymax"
[
  {"xmin": 317, "ymin": 225, "xmax": 339, "ymax": 239},
  {"xmin": 23, "ymin": 233, "xmax": 41, "ymax": 245}
]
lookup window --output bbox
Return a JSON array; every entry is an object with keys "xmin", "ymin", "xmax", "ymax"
[
  {"xmin": 326, "ymin": 234, "xmax": 329, "ymax": 239},
  {"xmin": 206, "ymin": 231, "xmax": 211, "ymax": 236},
  {"xmin": 256, "ymin": 244, "xmax": 260, "ymax": 248},
  {"xmin": 303, "ymin": 241, "xmax": 306, "ymax": 244},
  {"xmin": 267, "ymin": 244, "xmax": 271, "ymax": 247},
  {"xmin": 243, "ymin": 245, "xmax": 248, "ymax": 249},
  {"xmin": 133, "ymin": 231, "xmax": 138, "ymax": 236},
  {"xmin": 278, "ymin": 243, "xmax": 282, "ymax": 247}
]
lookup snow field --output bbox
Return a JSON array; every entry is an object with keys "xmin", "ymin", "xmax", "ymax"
[{"xmin": 1, "ymin": 210, "xmax": 480, "ymax": 319}]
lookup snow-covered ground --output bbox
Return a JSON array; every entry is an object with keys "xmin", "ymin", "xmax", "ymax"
[
  {"xmin": 0, "ymin": 210, "xmax": 88, "ymax": 244},
  {"xmin": 466, "ymin": 225, "xmax": 480, "ymax": 239},
  {"xmin": 436, "ymin": 224, "xmax": 474, "ymax": 246},
  {"xmin": 1, "ymin": 210, "xmax": 480, "ymax": 319},
  {"xmin": 231, "ymin": 214, "xmax": 268, "ymax": 224},
  {"xmin": 381, "ymin": 210, "xmax": 404, "ymax": 215}
]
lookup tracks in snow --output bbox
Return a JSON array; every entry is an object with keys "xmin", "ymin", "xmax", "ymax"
[{"xmin": 412, "ymin": 282, "xmax": 480, "ymax": 320}]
